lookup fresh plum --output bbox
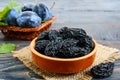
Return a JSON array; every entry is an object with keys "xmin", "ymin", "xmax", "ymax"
[
  {"xmin": 17, "ymin": 11, "xmax": 41, "ymax": 27},
  {"xmin": 22, "ymin": 3, "xmax": 34, "ymax": 11},
  {"xmin": 6, "ymin": 9, "xmax": 19, "ymax": 26},
  {"xmin": 34, "ymin": 3, "xmax": 52, "ymax": 21}
]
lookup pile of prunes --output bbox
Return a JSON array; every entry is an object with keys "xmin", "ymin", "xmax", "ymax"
[{"xmin": 35, "ymin": 27, "xmax": 94, "ymax": 58}]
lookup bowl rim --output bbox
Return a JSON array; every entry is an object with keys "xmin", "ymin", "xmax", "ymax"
[{"xmin": 30, "ymin": 37, "xmax": 97, "ymax": 61}]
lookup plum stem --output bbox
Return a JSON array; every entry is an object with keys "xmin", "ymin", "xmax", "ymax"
[{"xmin": 50, "ymin": 2, "xmax": 55, "ymax": 10}]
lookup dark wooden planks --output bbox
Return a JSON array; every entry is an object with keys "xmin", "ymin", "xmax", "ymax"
[{"xmin": 0, "ymin": 54, "xmax": 43, "ymax": 80}]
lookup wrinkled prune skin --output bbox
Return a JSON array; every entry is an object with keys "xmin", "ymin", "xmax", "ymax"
[
  {"xmin": 77, "ymin": 35, "xmax": 94, "ymax": 51},
  {"xmin": 37, "ymin": 31, "xmax": 49, "ymax": 40},
  {"xmin": 62, "ymin": 38, "xmax": 79, "ymax": 48},
  {"xmin": 59, "ymin": 27, "xmax": 87, "ymax": 40},
  {"xmin": 35, "ymin": 40, "xmax": 50, "ymax": 53},
  {"xmin": 58, "ymin": 39, "xmax": 85, "ymax": 58},
  {"xmin": 37, "ymin": 30, "xmax": 60, "ymax": 41},
  {"xmin": 48, "ymin": 30, "xmax": 60, "ymax": 40},
  {"xmin": 44, "ymin": 41, "xmax": 62, "ymax": 57},
  {"xmin": 55, "ymin": 37, "xmax": 63, "ymax": 42},
  {"xmin": 69, "ymin": 47, "xmax": 88, "ymax": 57},
  {"xmin": 59, "ymin": 47, "xmax": 88, "ymax": 58},
  {"xmin": 59, "ymin": 27, "xmax": 73, "ymax": 39},
  {"xmin": 91, "ymin": 62, "xmax": 114, "ymax": 79},
  {"xmin": 70, "ymin": 28, "xmax": 86, "ymax": 39}
]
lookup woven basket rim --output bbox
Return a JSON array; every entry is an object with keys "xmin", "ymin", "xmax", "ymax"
[{"xmin": 0, "ymin": 16, "xmax": 56, "ymax": 32}]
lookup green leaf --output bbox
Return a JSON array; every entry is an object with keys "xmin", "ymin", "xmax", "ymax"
[
  {"xmin": 0, "ymin": 6, "xmax": 10, "ymax": 21},
  {"xmin": 0, "ymin": 0, "xmax": 21, "ymax": 21},
  {"xmin": 0, "ymin": 43, "xmax": 16, "ymax": 54},
  {"xmin": 0, "ymin": 22, "xmax": 8, "ymax": 26},
  {"xmin": 7, "ymin": 0, "xmax": 21, "ymax": 12}
]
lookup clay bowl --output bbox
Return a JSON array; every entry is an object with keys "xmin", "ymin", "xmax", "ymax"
[{"xmin": 30, "ymin": 38, "xmax": 97, "ymax": 74}]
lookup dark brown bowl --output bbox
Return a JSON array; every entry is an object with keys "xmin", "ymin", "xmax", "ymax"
[{"xmin": 30, "ymin": 38, "xmax": 97, "ymax": 74}]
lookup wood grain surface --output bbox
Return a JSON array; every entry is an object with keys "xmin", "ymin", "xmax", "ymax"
[{"xmin": 0, "ymin": 0, "xmax": 120, "ymax": 80}]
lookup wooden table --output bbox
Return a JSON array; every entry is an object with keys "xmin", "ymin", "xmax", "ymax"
[{"xmin": 0, "ymin": 0, "xmax": 120, "ymax": 80}]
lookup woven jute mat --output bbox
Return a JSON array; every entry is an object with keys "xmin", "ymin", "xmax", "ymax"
[{"xmin": 12, "ymin": 44, "xmax": 120, "ymax": 80}]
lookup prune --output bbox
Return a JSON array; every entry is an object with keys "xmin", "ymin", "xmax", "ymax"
[
  {"xmin": 37, "ymin": 30, "xmax": 60, "ymax": 41},
  {"xmin": 91, "ymin": 62, "xmax": 114, "ymax": 79},
  {"xmin": 6, "ymin": 9, "xmax": 19, "ymax": 26},
  {"xmin": 34, "ymin": 3, "xmax": 52, "ymax": 21},
  {"xmin": 57, "ymin": 39, "xmax": 79, "ymax": 58},
  {"xmin": 62, "ymin": 38, "xmax": 79, "ymax": 48},
  {"xmin": 77, "ymin": 35, "xmax": 94, "ymax": 50},
  {"xmin": 44, "ymin": 41, "xmax": 62, "ymax": 57},
  {"xmin": 59, "ymin": 47, "xmax": 87, "ymax": 58},
  {"xmin": 37, "ymin": 31, "xmax": 49, "ymax": 40},
  {"xmin": 17, "ymin": 11, "xmax": 41, "ymax": 27},
  {"xmin": 22, "ymin": 3, "xmax": 34, "ymax": 11},
  {"xmin": 48, "ymin": 30, "xmax": 60, "ymax": 40},
  {"xmin": 59, "ymin": 27, "xmax": 87, "ymax": 39},
  {"xmin": 59, "ymin": 27, "xmax": 73, "ymax": 39},
  {"xmin": 70, "ymin": 28, "xmax": 87, "ymax": 39},
  {"xmin": 35, "ymin": 40, "xmax": 50, "ymax": 53},
  {"xmin": 70, "ymin": 47, "xmax": 88, "ymax": 57}
]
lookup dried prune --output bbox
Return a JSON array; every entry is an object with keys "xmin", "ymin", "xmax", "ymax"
[
  {"xmin": 69, "ymin": 47, "xmax": 88, "ymax": 57},
  {"xmin": 91, "ymin": 62, "xmax": 114, "ymax": 79},
  {"xmin": 59, "ymin": 47, "xmax": 88, "ymax": 58},
  {"xmin": 57, "ymin": 38, "xmax": 79, "ymax": 58},
  {"xmin": 70, "ymin": 28, "xmax": 87, "ymax": 39},
  {"xmin": 58, "ymin": 47, "xmax": 71, "ymax": 58},
  {"xmin": 48, "ymin": 30, "xmax": 60, "ymax": 40},
  {"xmin": 77, "ymin": 35, "xmax": 94, "ymax": 50},
  {"xmin": 62, "ymin": 38, "xmax": 79, "ymax": 48},
  {"xmin": 59, "ymin": 27, "xmax": 87, "ymax": 40},
  {"xmin": 44, "ymin": 41, "xmax": 62, "ymax": 57},
  {"xmin": 59, "ymin": 27, "xmax": 73, "ymax": 39},
  {"xmin": 35, "ymin": 40, "xmax": 50, "ymax": 53},
  {"xmin": 37, "ymin": 31, "xmax": 49, "ymax": 40}
]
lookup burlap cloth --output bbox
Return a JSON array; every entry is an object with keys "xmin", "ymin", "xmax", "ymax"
[{"xmin": 12, "ymin": 44, "xmax": 120, "ymax": 80}]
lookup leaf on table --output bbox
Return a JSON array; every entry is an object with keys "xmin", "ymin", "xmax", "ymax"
[{"xmin": 0, "ymin": 43, "xmax": 16, "ymax": 54}]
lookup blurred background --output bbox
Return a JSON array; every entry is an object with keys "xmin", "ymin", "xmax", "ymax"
[{"xmin": 1, "ymin": 0, "xmax": 120, "ymax": 24}]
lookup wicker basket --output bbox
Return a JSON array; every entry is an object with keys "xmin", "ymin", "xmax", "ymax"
[{"xmin": 0, "ymin": 16, "xmax": 56, "ymax": 40}]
